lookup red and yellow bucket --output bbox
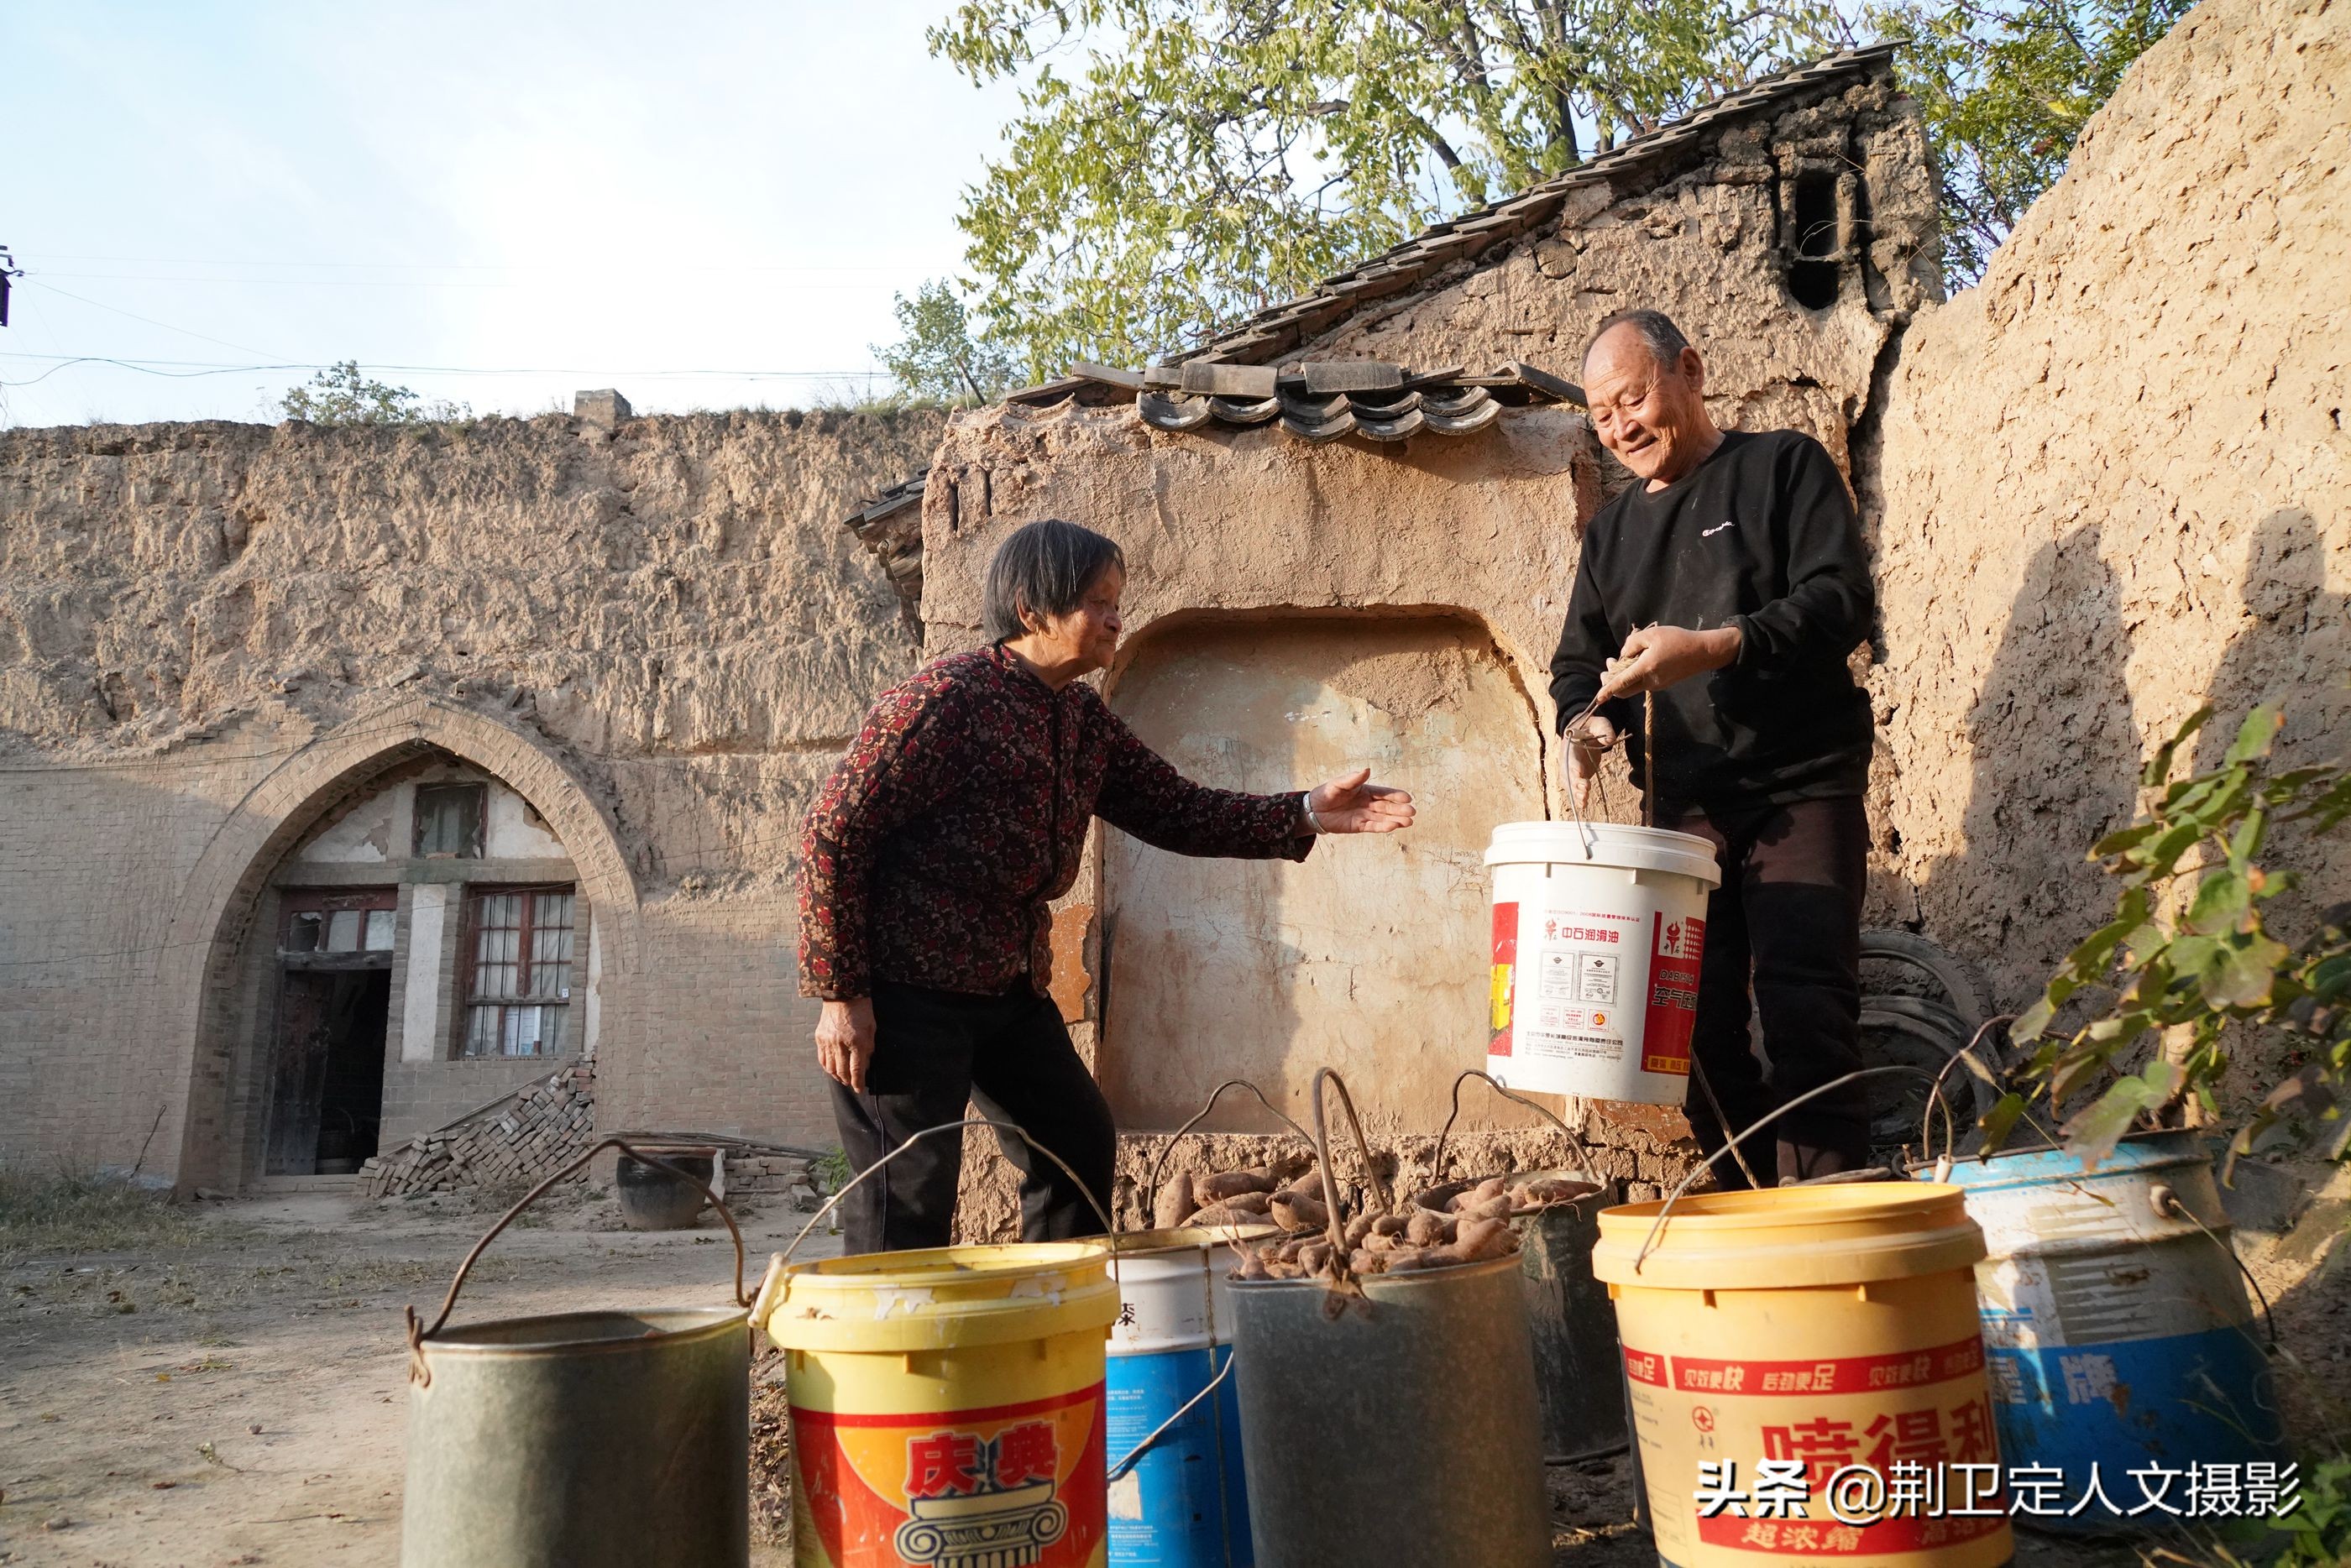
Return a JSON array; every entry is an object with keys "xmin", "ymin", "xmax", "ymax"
[
  {"xmin": 1593, "ymin": 1184, "xmax": 2013, "ymax": 1568},
  {"xmin": 754, "ymin": 1243, "xmax": 1120, "ymax": 1568}
]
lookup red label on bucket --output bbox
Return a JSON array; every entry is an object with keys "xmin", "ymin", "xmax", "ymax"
[
  {"xmin": 793, "ymin": 1384, "xmax": 1107, "ymax": 1567},
  {"xmin": 1642, "ymin": 912, "xmax": 1704, "ymax": 1075},
  {"xmin": 1490, "ymin": 902, "xmax": 1519, "ymax": 1053}
]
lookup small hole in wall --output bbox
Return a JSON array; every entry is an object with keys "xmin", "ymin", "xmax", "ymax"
[{"xmin": 1787, "ymin": 171, "xmax": 1840, "ymax": 310}]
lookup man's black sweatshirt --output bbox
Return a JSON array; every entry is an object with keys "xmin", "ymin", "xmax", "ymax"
[{"xmin": 1548, "ymin": 428, "xmax": 1875, "ymax": 813}]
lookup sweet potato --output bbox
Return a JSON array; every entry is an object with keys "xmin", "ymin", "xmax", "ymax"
[
  {"xmin": 1269, "ymin": 1191, "xmax": 1329, "ymax": 1232},
  {"xmin": 1296, "ymin": 1241, "xmax": 1333, "ymax": 1276},
  {"xmin": 1369, "ymin": 1213, "xmax": 1411, "ymax": 1237},
  {"xmin": 1235, "ymin": 1247, "xmax": 1270, "ymax": 1280},
  {"xmin": 1440, "ymin": 1217, "xmax": 1518, "ymax": 1263},
  {"xmin": 1405, "ymin": 1210, "xmax": 1456, "ymax": 1248},
  {"xmin": 1342, "ymin": 1212, "xmax": 1376, "ymax": 1248},
  {"xmin": 1196, "ymin": 1168, "xmax": 1276, "ymax": 1203},
  {"xmin": 1458, "ymin": 1194, "xmax": 1515, "ymax": 1225},
  {"xmin": 1154, "ymin": 1171, "xmax": 1196, "ymax": 1231},
  {"xmin": 1186, "ymin": 1201, "xmax": 1266, "ymax": 1229},
  {"xmin": 1361, "ymin": 1230, "xmax": 1400, "ymax": 1254},
  {"xmin": 1382, "ymin": 1247, "xmax": 1437, "ymax": 1273},
  {"xmin": 1514, "ymin": 1178, "xmax": 1588, "ymax": 1209},
  {"xmin": 1348, "ymin": 1247, "xmax": 1385, "ymax": 1277}
]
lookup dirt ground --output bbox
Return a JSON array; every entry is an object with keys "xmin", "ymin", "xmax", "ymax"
[
  {"xmin": 0, "ymin": 1187, "xmax": 838, "ymax": 1568},
  {"xmin": 4, "ymin": 1183, "xmax": 2342, "ymax": 1567}
]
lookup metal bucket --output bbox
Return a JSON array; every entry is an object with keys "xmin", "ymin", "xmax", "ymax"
[
  {"xmin": 1104, "ymin": 1226, "xmax": 1275, "ymax": 1568},
  {"xmin": 1417, "ymin": 1169, "xmax": 1626, "ymax": 1462},
  {"xmin": 1227, "ymin": 1255, "xmax": 1549, "ymax": 1568},
  {"xmin": 1941, "ymin": 1130, "xmax": 2284, "ymax": 1534},
  {"xmin": 401, "ymin": 1138, "xmax": 752, "ymax": 1568}
]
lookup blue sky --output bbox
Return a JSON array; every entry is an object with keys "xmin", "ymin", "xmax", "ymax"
[{"xmin": 1, "ymin": 3, "xmax": 1022, "ymax": 428}]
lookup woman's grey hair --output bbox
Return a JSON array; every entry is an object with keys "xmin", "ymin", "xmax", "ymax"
[
  {"xmin": 1584, "ymin": 308, "xmax": 1692, "ymax": 373},
  {"xmin": 982, "ymin": 519, "xmax": 1126, "ymax": 644}
]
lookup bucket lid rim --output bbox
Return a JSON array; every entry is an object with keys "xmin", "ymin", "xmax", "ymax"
[
  {"xmin": 783, "ymin": 1240, "xmax": 1114, "ymax": 1288},
  {"xmin": 1111, "ymin": 1223, "xmax": 1280, "ymax": 1257},
  {"xmin": 1596, "ymin": 1181, "xmax": 1971, "ymax": 1230},
  {"xmin": 421, "ymin": 1304, "xmax": 748, "ymax": 1355}
]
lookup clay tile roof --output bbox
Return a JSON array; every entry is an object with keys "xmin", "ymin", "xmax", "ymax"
[
  {"xmin": 1043, "ymin": 359, "xmax": 1583, "ymax": 445},
  {"xmin": 1163, "ymin": 42, "xmax": 1901, "ymax": 368}
]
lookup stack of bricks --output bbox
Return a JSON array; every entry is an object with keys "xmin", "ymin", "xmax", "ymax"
[
  {"xmin": 723, "ymin": 1153, "xmax": 821, "ymax": 1208},
  {"xmin": 362, "ymin": 1059, "xmax": 598, "ymax": 1198}
]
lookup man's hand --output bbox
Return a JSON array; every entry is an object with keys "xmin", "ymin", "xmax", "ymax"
[
  {"xmin": 1568, "ymin": 715, "xmax": 1618, "ymax": 813},
  {"xmin": 1600, "ymin": 625, "xmax": 1742, "ymax": 699},
  {"xmin": 1306, "ymin": 767, "xmax": 1416, "ymax": 834},
  {"xmin": 815, "ymin": 997, "xmax": 877, "ymax": 1092}
]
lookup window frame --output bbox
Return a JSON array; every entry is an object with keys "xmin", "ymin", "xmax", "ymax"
[
  {"xmin": 412, "ymin": 781, "xmax": 487, "ymax": 860},
  {"xmin": 455, "ymin": 882, "xmax": 579, "ymax": 1059},
  {"xmin": 278, "ymin": 887, "xmax": 400, "ymax": 964}
]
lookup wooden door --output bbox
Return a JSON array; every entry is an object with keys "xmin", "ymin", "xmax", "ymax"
[{"xmin": 266, "ymin": 972, "xmax": 335, "ymax": 1175}]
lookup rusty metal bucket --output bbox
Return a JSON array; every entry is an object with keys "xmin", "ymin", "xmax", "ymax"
[
  {"xmin": 399, "ymin": 1138, "xmax": 753, "ymax": 1568},
  {"xmin": 1423, "ymin": 1070, "xmax": 1628, "ymax": 1462}
]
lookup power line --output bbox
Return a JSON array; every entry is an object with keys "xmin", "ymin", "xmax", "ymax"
[
  {"xmin": 24, "ymin": 279, "xmax": 287, "ymax": 360},
  {"xmin": 0, "ymin": 353, "xmax": 885, "ymax": 389}
]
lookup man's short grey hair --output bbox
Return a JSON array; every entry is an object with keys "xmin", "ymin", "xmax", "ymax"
[
  {"xmin": 983, "ymin": 518, "xmax": 1126, "ymax": 644},
  {"xmin": 1584, "ymin": 308, "xmax": 1692, "ymax": 373}
]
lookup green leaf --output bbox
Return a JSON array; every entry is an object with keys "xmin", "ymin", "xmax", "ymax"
[
  {"xmin": 2224, "ymin": 704, "xmax": 2284, "ymax": 766},
  {"xmin": 2061, "ymin": 1060, "xmax": 2183, "ymax": 1165},
  {"xmin": 2014, "ymin": 994, "xmax": 2059, "ymax": 1042},
  {"xmin": 1977, "ymin": 1092, "xmax": 2029, "ymax": 1154},
  {"xmin": 2185, "ymin": 870, "xmax": 2251, "ymax": 935},
  {"xmin": 2140, "ymin": 706, "xmax": 2213, "ymax": 788},
  {"xmin": 2090, "ymin": 821, "xmax": 2163, "ymax": 858},
  {"xmin": 2200, "ymin": 933, "xmax": 2291, "ymax": 1008}
]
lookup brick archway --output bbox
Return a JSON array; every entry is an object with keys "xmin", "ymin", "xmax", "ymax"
[{"xmin": 151, "ymin": 698, "xmax": 640, "ymax": 1189}]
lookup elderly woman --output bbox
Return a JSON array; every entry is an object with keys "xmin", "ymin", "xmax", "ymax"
[{"xmin": 797, "ymin": 518, "xmax": 1414, "ymax": 1253}]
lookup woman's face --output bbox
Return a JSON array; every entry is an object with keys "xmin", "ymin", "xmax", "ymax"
[{"xmin": 1025, "ymin": 564, "xmax": 1126, "ymax": 674}]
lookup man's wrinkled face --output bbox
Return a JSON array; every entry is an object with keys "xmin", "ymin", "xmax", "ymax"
[{"xmin": 1584, "ymin": 325, "xmax": 1710, "ymax": 485}]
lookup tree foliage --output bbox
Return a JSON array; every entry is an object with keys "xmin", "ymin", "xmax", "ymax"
[
  {"xmin": 918, "ymin": 0, "xmax": 2194, "ymax": 375},
  {"xmin": 1871, "ymin": 0, "xmax": 2197, "ymax": 286},
  {"xmin": 280, "ymin": 361, "xmax": 468, "ymax": 426},
  {"xmin": 1996, "ymin": 703, "xmax": 2351, "ymax": 1168},
  {"xmin": 873, "ymin": 280, "xmax": 1020, "ymax": 405},
  {"xmin": 929, "ymin": 0, "xmax": 1849, "ymax": 372}
]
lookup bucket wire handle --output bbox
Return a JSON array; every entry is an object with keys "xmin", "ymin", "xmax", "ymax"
[
  {"xmin": 2150, "ymin": 1182, "xmax": 2280, "ymax": 1350},
  {"xmin": 778, "ymin": 1116, "xmax": 1119, "ymax": 1269},
  {"xmin": 1106, "ymin": 1351, "xmax": 1237, "ymax": 1484},
  {"xmin": 1630, "ymin": 1064, "xmax": 1945, "ymax": 1274},
  {"xmin": 405, "ymin": 1136, "xmax": 748, "ymax": 1387},
  {"xmin": 1428, "ymin": 1069, "xmax": 1604, "ymax": 1192},
  {"xmin": 1914, "ymin": 1015, "xmax": 2070, "ymax": 1167},
  {"xmin": 1306, "ymin": 1067, "xmax": 1392, "ymax": 1283},
  {"xmin": 1141, "ymin": 1078, "xmax": 1315, "ymax": 1233},
  {"xmin": 1558, "ymin": 690, "xmax": 1616, "ymax": 859}
]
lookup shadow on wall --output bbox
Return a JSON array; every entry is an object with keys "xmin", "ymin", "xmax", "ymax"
[
  {"xmin": 2197, "ymin": 509, "xmax": 2350, "ymax": 775},
  {"xmin": 1932, "ymin": 525, "xmax": 2141, "ymax": 1007}
]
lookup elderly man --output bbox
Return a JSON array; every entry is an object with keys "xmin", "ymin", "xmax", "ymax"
[{"xmin": 1548, "ymin": 309, "xmax": 1877, "ymax": 1186}]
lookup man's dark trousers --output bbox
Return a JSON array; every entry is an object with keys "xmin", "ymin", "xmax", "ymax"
[
  {"xmin": 827, "ymin": 980, "xmax": 1117, "ymax": 1254},
  {"xmin": 1668, "ymin": 795, "xmax": 1872, "ymax": 1187}
]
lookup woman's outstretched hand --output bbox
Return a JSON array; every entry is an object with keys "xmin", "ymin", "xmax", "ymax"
[
  {"xmin": 815, "ymin": 996, "xmax": 877, "ymax": 1092},
  {"xmin": 1306, "ymin": 767, "xmax": 1416, "ymax": 834}
]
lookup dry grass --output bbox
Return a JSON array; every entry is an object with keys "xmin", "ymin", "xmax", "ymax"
[{"xmin": 0, "ymin": 1164, "xmax": 212, "ymax": 1267}]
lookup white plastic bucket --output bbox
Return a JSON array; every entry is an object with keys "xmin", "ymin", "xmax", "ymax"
[
  {"xmin": 1103, "ymin": 1227, "xmax": 1271, "ymax": 1567},
  {"xmin": 1484, "ymin": 822, "xmax": 1720, "ymax": 1106}
]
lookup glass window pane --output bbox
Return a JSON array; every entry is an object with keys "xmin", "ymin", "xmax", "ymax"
[
  {"xmin": 326, "ymin": 910, "xmax": 362, "ymax": 952},
  {"xmin": 286, "ymin": 912, "xmax": 322, "ymax": 953},
  {"xmin": 504, "ymin": 1006, "xmax": 542, "ymax": 1056},
  {"xmin": 465, "ymin": 1007, "xmax": 497, "ymax": 1057},
  {"xmin": 541, "ymin": 1006, "xmax": 567, "ymax": 1054},
  {"xmin": 415, "ymin": 784, "xmax": 484, "ymax": 858},
  {"xmin": 534, "ymin": 892, "xmax": 573, "ymax": 932},
  {"xmin": 364, "ymin": 908, "xmax": 396, "ymax": 951}
]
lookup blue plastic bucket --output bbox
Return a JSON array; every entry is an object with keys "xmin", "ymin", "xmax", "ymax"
[
  {"xmin": 1104, "ymin": 1227, "xmax": 1268, "ymax": 1568},
  {"xmin": 1942, "ymin": 1131, "xmax": 2284, "ymax": 1534}
]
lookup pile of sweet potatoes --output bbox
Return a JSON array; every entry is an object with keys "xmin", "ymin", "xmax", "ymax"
[{"xmin": 1200, "ymin": 1172, "xmax": 1594, "ymax": 1283}]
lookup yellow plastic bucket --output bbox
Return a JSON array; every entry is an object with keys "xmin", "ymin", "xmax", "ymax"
[
  {"xmin": 1592, "ymin": 1184, "xmax": 2013, "ymax": 1568},
  {"xmin": 755, "ymin": 1243, "xmax": 1121, "ymax": 1568}
]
